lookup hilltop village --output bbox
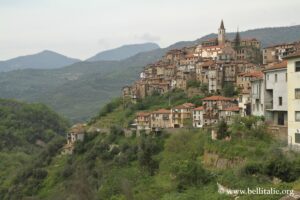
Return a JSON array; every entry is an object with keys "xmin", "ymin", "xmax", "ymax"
[{"xmin": 121, "ymin": 20, "xmax": 300, "ymax": 149}]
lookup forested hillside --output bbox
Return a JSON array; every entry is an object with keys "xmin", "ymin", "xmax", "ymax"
[
  {"xmin": 0, "ymin": 99, "xmax": 69, "ymax": 196},
  {"xmin": 2, "ymin": 91, "xmax": 299, "ymax": 200}
]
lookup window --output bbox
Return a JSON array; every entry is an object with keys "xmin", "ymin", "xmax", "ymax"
[
  {"xmin": 279, "ymin": 97, "xmax": 282, "ymax": 106},
  {"xmin": 267, "ymin": 74, "xmax": 269, "ymax": 80},
  {"xmin": 296, "ymin": 111, "xmax": 300, "ymax": 122},
  {"xmin": 296, "ymin": 61, "xmax": 300, "ymax": 72},
  {"xmin": 295, "ymin": 133, "xmax": 300, "ymax": 144},
  {"xmin": 295, "ymin": 89, "xmax": 300, "ymax": 99},
  {"xmin": 275, "ymin": 74, "xmax": 278, "ymax": 82}
]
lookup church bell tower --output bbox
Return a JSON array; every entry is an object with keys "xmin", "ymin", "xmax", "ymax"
[{"xmin": 218, "ymin": 20, "xmax": 226, "ymax": 46}]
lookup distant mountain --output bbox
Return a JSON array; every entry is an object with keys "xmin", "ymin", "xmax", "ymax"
[
  {"xmin": 0, "ymin": 50, "xmax": 80, "ymax": 72},
  {"xmin": 87, "ymin": 43, "xmax": 160, "ymax": 61},
  {"xmin": 0, "ymin": 24, "xmax": 299, "ymax": 122}
]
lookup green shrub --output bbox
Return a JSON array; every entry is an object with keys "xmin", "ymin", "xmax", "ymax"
[
  {"xmin": 242, "ymin": 162, "xmax": 263, "ymax": 175},
  {"xmin": 171, "ymin": 159, "xmax": 212, "ymax": 190}
]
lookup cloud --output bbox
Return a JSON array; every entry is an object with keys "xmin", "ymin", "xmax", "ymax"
[{"xmin": 134, "ymin": 33, "xmax": 161, "ymax": 42}]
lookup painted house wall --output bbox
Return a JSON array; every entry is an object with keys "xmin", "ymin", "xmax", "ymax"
[{"xmin": 287, "ymin": 57, "xmax": 300, "ymax": 148}]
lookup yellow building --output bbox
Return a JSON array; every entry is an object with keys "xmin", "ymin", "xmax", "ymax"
[{"xmin": 285, "ymin": 52, "xmax": 300, "ymax": 149}]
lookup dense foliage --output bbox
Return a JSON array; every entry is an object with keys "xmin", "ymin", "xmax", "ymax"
[
  {"xmin": 0, "ymin": 99, "xmax": 69, "ymax": 151},
  {"xmin": 0, "ymin": 99, "xmax": 69, "ymax": 198},
  {"xmin": 2, "ymin": 91, "xmax": 299, "ymax": 200}
]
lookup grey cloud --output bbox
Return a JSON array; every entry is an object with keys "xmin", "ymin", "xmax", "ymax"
[{"xmin": 134, "ymin": 33, "xmax": 161, "ymax": 42}]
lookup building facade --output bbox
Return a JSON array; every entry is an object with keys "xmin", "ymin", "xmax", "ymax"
[
  {"xmin": 285, "ymin": 52, "xmax": 300, "ymax": 149},
  {"xmin": 264, "ymin": 62, "xmax": 288, "ymax": 128}
]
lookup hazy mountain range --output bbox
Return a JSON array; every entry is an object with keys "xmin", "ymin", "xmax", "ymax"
[
  {"xmin": 0, "ymin": 25, "xmax": 299, "ymax": 122},
  {"xmin": 0, "ymin": 50, "xmax": 80, "ymax": 72},
  {"xmin": 86, "ymin": 42, "xmax": 160, "ymax": 61},
  {"xmin": 0, "ymin": 43, "xmax": 160, "ymax": 72}
]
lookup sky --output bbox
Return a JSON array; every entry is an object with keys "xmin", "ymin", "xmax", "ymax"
[{"xmin": 0, "ymin": 0, "xmax": 299, "ymax": 60}]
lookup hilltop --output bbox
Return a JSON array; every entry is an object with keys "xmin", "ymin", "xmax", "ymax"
[
  {"xmin": 0, "ymin": 24, "xmax": 299, "ymax": 122},
  {"xmin": 0, "ymin": 50, "xmax": 80, "ymax": 72}
]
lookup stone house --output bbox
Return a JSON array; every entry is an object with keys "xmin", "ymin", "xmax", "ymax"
[
  {"xmin": 202, "ymin": 96, "xmax": 237, "ymax": 126},
  {"xmin": 62, "ymin": 124, "xmax": 86, "ymax": 155},
  {"xmin": 208, "ymin": 64, "xmax": 223, "ymax": 93},
  {"xmin": 196, "ymin": 60, "xmax": 213, "ymax": 84},
  {"xmin": 150, "ymin": 109, "xmax": 172, "ymax": 129},
  {"xmin": 250, "ymin": 72, "xmax": 265, "ymax": 116},
  {"xmin": 263, "ymin": 41, "xmax": 300, "ymax": 65},
  {"xmin": 171, "ymin": 103, "xmax": 195, "ymax": 128},
  {"xmin": 136, "ymin": 112, "xmax": 151, "ymax": 132},
  {"xmin": 193, "ymin": 106, "xmax": 204, "ymax": 128},
  {"xmin": 219, "ymin": 106, "xmax": 240, "ymax": 124}
]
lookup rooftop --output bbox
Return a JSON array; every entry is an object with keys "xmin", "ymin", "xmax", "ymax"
[
  {"xmin": 264, "ymin": 61, "xmax": 287, "ymax": 71},
  {"xmin": 194, "ymin": 106, "xmax": 204, "ymax": 111},
  {"xmin": 174, "ymin": 103, "xmax": 195, "ymax": 109},
  {"xmin": 152, "ymin": 109, "xmax": 171, "ymax": 114},
  {"xmin": 283, "ymin": 50, "xmax": 300, "ymax": 59},
  {"xmin": 136, "ymin": 112, "xmax": 151, "ymax": 117},
  {"xmin": 222, "ymin": 106, "xmax": 240, "ymax": 112},
  {"xmin": 202, "ymin": 95, "xmax": 234, "ymax": 101}
]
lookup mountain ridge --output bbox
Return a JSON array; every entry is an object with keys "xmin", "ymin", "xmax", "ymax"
[
  {"xmin": 87, "ymin": 42, "xmax": 160, "ymax": 62},
  {"xmin": 0, "ymin": 50, "xmax": 81, "ymax": 72}
]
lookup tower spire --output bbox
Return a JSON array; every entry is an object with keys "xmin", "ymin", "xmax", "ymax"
[
  {"xmin": 218, "ymin": 19, "xmax": 226, "ymax": 46},
  {"xmin": 234, "ymin": 26, "xmax": 241, "ymax": 49},
  {"xmin": 220, "ymin": 19, "xmax": 225, "ymax": 30}
]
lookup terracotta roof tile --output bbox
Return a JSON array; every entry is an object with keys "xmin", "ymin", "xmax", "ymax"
[
  {"xmin": 174, "ymin": 103, "xmax": 195, "ymax": 109},
  {"xmin": 152, "ymin": 109, "xmax": 171, "ymax": 114},
  {"xmin": 136, "ymin": 112, "xmax": 151, "ymax": 117},
  {"xmin": 202, "ymin": 95, "xmax": 234, "ymax": 101},
  {"xmin": 194, "ymin": 106, "xmax": 204, "ymax": 111},
  {"xmin": 222, "ymin": 106, "xmax": 240, "ymax": 111},
  {"xmin": 238, "ymin": 71, "xmax": 264, "ymax": 78},
  {"xmin": 264, "ymin": 61, "xmax": 287, "ymax": 71}
]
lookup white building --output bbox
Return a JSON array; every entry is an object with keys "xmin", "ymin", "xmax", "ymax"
[
  {"xmin": 285, "ymin": 52, "xmax": 300, "ymax": 149},
  {"xmin": 264, "ymin": 61, "xmax": 288, "ymax": 128},
  {"xmin": 193, "ymin": 106, "xmax": 204, "ymax": 128},
  {"xmin": 250, "ymin": 74, "xmax": 265, "ymax": 116}
]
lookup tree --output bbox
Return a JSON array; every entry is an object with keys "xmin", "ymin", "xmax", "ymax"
[
  {"xmin": 222, "ymin": 82, "xmax": 237, "ymax": 97},
  {"xmin": 217, "ymin": 119, "xmax": 229, "ymax": 140},
  {"xmin": 137, "ymin": 136, "xmax": 162, "ymax": 175},
  {"xmin": 171, "ymin": 159, "xmax": 212, "ymax": 190},
  {"xmin": 200, "ymin": 83, "xmax": 208, "ymax": 94}
]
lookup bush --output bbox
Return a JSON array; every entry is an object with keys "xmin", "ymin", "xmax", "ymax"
[
  {"xmin": 217, "ymin": 120, "xmax": 230, "ymax": 140},
  {"xmin": 242, "ymin": 162, "xmax": 263, "ymax": 175},
  {"xmin": 264, "ymin": 156, "xmax": 300, "ymax": 182},
  {"xmin": 187, "ymin": 80, "xmax": 201, "ymax": 88},
  {"xmin": 138, "ymin": 136, "xmax": 163, "ymax": 175},
  {"xmin": 171, "ymin": 159, "xmax": 212, "ymax": 190}
]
